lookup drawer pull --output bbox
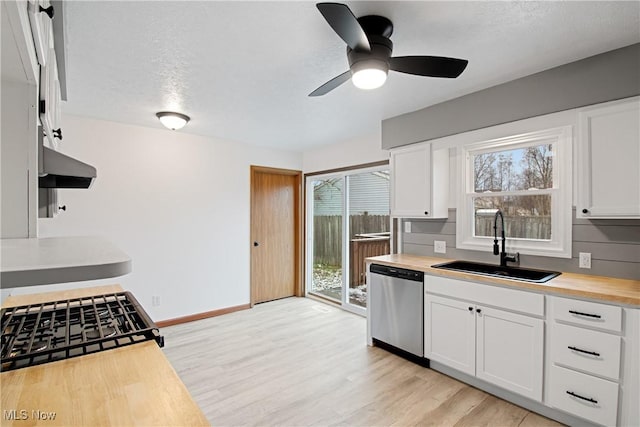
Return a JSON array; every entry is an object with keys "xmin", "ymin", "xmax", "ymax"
[
  {"xmin": 566, "ymin": 390, "xmax": 598, "ymax": 404},
  {"xmin": 568, "ymin": 346, "xmax": 600, "ymax": 357},
  {"xmin": 568, "ymin": 310, "xmax": 601, "ymax": 319}
]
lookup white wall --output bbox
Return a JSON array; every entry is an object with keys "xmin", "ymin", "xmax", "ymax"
[
  {"xmin": 302, "ymin": 126, "xmax": 388, "ymax": 173},
  {"xmin": 20, "ymin": 115, "xmax": 302, "ymax": 321}
]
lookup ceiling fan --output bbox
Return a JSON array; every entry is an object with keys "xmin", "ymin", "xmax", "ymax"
[{"xmin": 309, "ymin": 2, "xmax": 469, "ymax": 97}]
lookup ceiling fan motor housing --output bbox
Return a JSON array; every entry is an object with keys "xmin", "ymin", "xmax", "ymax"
[{"xmin": 348, "ymin": 35, "xmax": 393, "ymax": 76}]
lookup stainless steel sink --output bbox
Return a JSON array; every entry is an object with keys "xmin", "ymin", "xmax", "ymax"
[{"xmin": 431, "ymin": 260, "xmax": 560, "ymax": 283}]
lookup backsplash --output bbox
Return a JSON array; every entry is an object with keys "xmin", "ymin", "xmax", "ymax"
[{"xmin": 401, "ymin": 208, "xmax": 640, "ymax": 280}]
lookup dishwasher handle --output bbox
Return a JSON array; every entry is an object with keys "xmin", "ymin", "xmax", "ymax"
[{"xmin": 370, "ymin": 264, "xmax": 424, "ymax": 282}]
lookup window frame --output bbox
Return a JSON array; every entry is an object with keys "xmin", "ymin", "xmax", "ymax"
[{"xmin": 456, "ymin": 126, "xmax": 573, "ymax": 258}]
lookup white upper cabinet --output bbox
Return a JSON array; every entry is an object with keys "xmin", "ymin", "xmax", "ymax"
[
  {"xmin": 390, "ymin": 143, "xmax": 449, "ymax": 218},
  {"xmin": 39, "ymin": 41, "xmax": 61, "ymax": 146},
  {"xmin": 27, "ymin": 0, "xmax": 53, "ymax": 67},
  {"xmin": 577, "ymin": 97, "xmax": 640, "ymax": 219}
]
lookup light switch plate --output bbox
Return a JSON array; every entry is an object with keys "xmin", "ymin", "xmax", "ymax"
[
  {"xmin": 579, "ymin": 252, "xmax": 591, "ymax": 269},
  {"xmin": 434, "ymin": 240, "xmax": 446, "ymax": 254},
  {"xmin": 404, "ymin": 221, "xmax": 411, "ymax": 233}
]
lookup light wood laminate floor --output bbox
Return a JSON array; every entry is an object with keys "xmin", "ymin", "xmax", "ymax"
[{"xmin": 162, "ymin": 297, "xmax": 562, "ymax": 426}]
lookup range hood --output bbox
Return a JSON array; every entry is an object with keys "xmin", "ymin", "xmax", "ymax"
[{"xmin": 39, "ymin": 146, "xmax": 96, "ymax": 189}]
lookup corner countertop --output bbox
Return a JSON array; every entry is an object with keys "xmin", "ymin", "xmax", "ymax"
[
  {"xmin": 0, "ymin": 236, "xmax": 132, "ymax": 288},
  {"xmin": 0, "ymin": 285, "xmax": 210, "ymax": 426},
  {"xmin": 367, "ymin": 254, "xmax": 640, "ymax": 307}
]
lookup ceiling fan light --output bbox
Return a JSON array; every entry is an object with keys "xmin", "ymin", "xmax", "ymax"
[
  {"xmin": 156, "ymin": 111, "xmax": 190, "ymax": 130},
  {"xmin": 352, "ymin": 68, "xmax": 387, "ymax": 90},
  {"xmin": 350, "ymin": 59, "xmax": 389, "ymax": 90}
]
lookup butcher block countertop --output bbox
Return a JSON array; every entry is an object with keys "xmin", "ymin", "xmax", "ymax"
[
  {"xmin": 1, "ymin": 285, "xmax": 209, "ymax": 427},
  {"xmin": 367, "ymin": 254, "xmax": 640, "ymax": 307}
]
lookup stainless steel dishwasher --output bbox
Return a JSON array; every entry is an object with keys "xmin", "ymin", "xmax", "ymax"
[{"xmin": 370, "ymin": 263, "xmax": 424, "ymax": 358}]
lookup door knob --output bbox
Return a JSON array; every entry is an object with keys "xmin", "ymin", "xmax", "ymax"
[{"xmin": 253, "ymin": 241, "xmax": 259, "ymax": 247}]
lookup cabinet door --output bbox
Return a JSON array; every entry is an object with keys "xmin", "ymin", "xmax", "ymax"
[
  {"xmin": 27, "ymin": 0, "xmax": 52, "ymax": 66},
  {"xmin": 578, "ymin": 97, "xmax": 640, "ymax": 218},
  {"xmin": 476, "ymin": 306, "xmax": 543, "ymax": 401},
  {"xmin": 40, "ymin": 43, "xmax": 60, "ymax": 146},
  {"xmin": 424, "ymin": 294, "xmax": 476, "ymax": 376},
  {"xmin": 391, "ymin": 143, "xmax": 431, "ymax": 217}
]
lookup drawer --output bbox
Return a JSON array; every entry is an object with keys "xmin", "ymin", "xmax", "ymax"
[
  {"xmin": 551, "ymin": 296, "xmax": 622, "ymax": 333},
  {"xmin": 549, "ymin": 365, "xmax": 619, "ymax": 426},
  {"xmin": 551, "ymin": 323, "xmax": 621, "ymax": 381},
  {"xmin": 425, "ymin": 275, "xmax": 544, "ymax": 317}
]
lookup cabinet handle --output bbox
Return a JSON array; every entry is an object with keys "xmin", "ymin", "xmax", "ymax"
[
  {"xmin": 424, "ymin": 211, "xmax": 429, "ymax": 215},
  {"xmin": 476, "ymin": 308, "xmax": 482, "ymax": 313},
  {"xmin": 582, "ymin": 208, "xmax": 589, "ymax": 214},
  {"xmin": 39, "ymin": 5, "xmax": 54, "ymax": 19},
  {"xmin": 53, "ymin": 128, "xmax": 62, "ymax": 140},
  {"xmin": 468, "ymin": 306, "xmax": 473, "ymax": 311},
  {"xmin": 566, "ymin": 390, "xmax": 598, "ymax": 404},
  {"xmin": 58, "ymin": 205, "xmax": 66, "ymax": 211},
  {"xmin": 568, "ymin": 310, "xmax": 601, "ymax": 319},
  {"xmin": 568, "ymin": 346, "xmax": 600, "ymax": 357}
]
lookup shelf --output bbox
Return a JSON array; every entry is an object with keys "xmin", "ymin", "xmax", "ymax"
[{"xmin": 1, "ymin": 236, "xmax": 131, "ymax": 288}]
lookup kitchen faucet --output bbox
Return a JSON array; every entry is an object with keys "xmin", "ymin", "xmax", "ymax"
[{"xmin": 493, "ymin": 209, "xmax": 519, "ymax": 267}]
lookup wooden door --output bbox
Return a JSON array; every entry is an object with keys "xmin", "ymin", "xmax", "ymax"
[{"xmin": 250, "ymin": 166, "xmax": 302, "ymax": 304}]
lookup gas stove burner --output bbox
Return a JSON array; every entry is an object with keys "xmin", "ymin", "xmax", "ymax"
[
  {"xmin": 9, "ymin": 341, "xmax": 48, "ymax": 358},
  {"xmin": 25, "ymin": 341, "xmax": 48, "ymax": 352},
  {"xmin": 86, "ymin": 326, "xmax": 116, "ymax": 340},
  {"xmin": 1, "ymin": 291, "xmax": 163, "ymax": 372}
]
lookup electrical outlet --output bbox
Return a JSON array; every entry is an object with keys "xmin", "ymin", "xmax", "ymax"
[
  {"xmin": 404, "ymin": 221, "xmax": 411, "ymax": 233},
  {"xmin": 434, "ymin": 240, "xmax": 446, "ymax": 254},
  {"xmin": 152, "ymin": 295, "xmax": 161, "ymax": 307},
  {"xmin": 579, "ymin": 252, "xmax": 592, "ymax": 269}
]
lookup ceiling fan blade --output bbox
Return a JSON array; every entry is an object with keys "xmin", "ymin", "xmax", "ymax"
[
  {"xmin": 309, "ymin": 70, "xmax": 352, "ymax": 97},
  {"xmin": 389, "ymin": 56, "xmax": 469, "ymax": 78},
  {"xmin": 317, "ymin": 3, "xmax": 371, "ymax": 52}
]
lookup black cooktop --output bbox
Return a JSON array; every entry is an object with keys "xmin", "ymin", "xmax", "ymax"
[{"xmin": 1, "ymin": 292, "xmax": 163, "ymax": 372}]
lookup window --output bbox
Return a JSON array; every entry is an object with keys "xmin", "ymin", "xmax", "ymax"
[{"xmin": 456, "ymin": 126, "xmax": 572, "ymax": 258}]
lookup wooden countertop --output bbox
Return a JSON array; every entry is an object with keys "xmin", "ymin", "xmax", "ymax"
[
  {"xmin": 1, "ymin": 286, "xmax": 209, "ymax": 426},
  {"xmin": 367, "ymin": 254, "xmax": 640, "ymax": 307}
]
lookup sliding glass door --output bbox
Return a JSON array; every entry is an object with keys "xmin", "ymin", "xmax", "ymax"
[{"xmin": 306, "ymin": 166, "xmax": 390, "ymax": 314}]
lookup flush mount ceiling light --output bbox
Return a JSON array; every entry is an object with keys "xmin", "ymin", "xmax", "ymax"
[{"xmin": 156, "ymin": 112, "xmax": 190, "ymax": 130}]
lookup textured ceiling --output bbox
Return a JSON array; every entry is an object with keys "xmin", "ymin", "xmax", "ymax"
[{"xmin": 62, "ymin": 1, "xmax": 640, "ymax": 151}]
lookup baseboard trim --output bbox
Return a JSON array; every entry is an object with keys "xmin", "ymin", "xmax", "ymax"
[{"xmin": 156, "ymin": 303, "xmax": 251, "ymax": 328}]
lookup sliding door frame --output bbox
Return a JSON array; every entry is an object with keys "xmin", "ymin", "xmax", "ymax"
[{"xmin": 304, "ymin": 161, "xmax": 390, "ymax": 316}]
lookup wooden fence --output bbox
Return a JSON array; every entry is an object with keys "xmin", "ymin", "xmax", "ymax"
[
  {"xmin": 475, "ymin": 216, "xmax": 551, "ymax": 240},
  {"xmin": 350, "ymin": 235, "xmax": 390, "ymax": 287},
  {"xmin": 313, "ymin": 214, "xmax": 389, "ymax": 266}
]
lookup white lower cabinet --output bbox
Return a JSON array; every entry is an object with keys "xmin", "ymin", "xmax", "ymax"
[
  {"xmin": 476, "ymin": 306, "xmax": 543, "ymax": 400},
  {"xmin": 425, "ymin": 294, "xmax": 476, "ymax": 376},
  {"xmin": 547, "ymin": 296, "xmax": 631, "ymax": 426},
  {"xmin": 548, "ymin": 365, "xmax": 619, "ymax": 427},
  {"xmin": 421, "ymin": 275, "xmax": 637, "ymax": 426},
  {"xmin": 425, "ymin": 282, "xmax": 544, "ymax": 402}
]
